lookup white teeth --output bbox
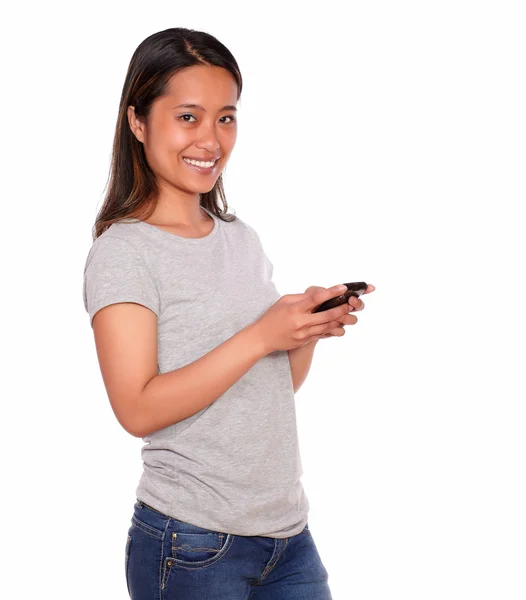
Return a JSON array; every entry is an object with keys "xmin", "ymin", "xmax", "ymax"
[{"xmin": 183, "ymin": 157, "xmax": 218, "ymax": 168}]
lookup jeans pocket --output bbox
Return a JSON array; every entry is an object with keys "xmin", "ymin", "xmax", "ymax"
[{"xmin": 169, "ymin": 529, "xmax": 234, "ymax": 570}]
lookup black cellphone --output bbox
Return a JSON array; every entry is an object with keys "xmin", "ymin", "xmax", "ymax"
[{"xmin": 312, "ymin": 282, "xmax": 368, "ymax": 313}]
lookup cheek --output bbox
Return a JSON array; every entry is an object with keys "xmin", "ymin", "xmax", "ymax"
[
  {"xmin": 145, "ymin": 131, "xmax": 188, "ymax": 170},
  {"xmin": 221, "ymin": 128, "xmax": 237, "ymax": 152},
  {"xmin": 169, "ymin": 128, "xmax": 194, "ymax": 151}
]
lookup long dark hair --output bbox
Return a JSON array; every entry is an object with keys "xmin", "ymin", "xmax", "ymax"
[{"xmin": 92, "ymin": 27, "xmax": 242, "ymax": 240}]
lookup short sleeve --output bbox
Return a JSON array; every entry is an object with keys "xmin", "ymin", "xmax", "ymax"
[
  {"xmin": 243, "ymin": 221, "xmax": 274, "ymax": 280},
  {"xmin": 83, "ymin": 235, "xmax": 160, "ymax": 328}
]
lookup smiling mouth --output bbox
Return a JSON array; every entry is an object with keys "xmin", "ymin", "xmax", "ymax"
[
  {"xmin": 182, "ymin": 157, "xmax": 221, "ymax": 176},
  {"xmin": 183, "ymin": 157, "xmax": 220, "ymax": 168}
]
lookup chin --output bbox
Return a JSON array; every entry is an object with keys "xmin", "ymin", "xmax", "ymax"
[
  {"xmin": 179, "ymin": 184, "xmax": 215, "ymax": 197},
  {"xmin": 195, "ymin": 180, "xmax": 220, "ymax": 194}
]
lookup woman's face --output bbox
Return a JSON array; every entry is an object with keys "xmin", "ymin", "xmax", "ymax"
[{"xmin": 128, "ymin": 65, "xmax": 238, "ymax": 196}]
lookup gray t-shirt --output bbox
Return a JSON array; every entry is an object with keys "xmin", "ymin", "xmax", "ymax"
[{"xmin": 82, "ymin": 207, "xmax": 309, "ymax": 538}]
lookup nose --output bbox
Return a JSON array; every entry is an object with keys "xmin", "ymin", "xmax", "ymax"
[{"xmin": 195, "ymin": 121, "xmax": 220, "ymax": 154}]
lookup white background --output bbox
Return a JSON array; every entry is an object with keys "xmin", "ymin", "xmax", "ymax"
[{"xmin": 2, "ymin": 1, "xmax": 525, "ymax": 598}]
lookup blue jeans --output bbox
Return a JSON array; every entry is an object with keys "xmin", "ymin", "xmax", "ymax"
[{"xmin": 125, "ymin": 499, "xmax": 333, "ymax": 599}]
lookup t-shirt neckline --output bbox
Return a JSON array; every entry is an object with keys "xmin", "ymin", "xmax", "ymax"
[{"xmin": 133, "ymin": 206, "xmax": 219, "ymax": 243}]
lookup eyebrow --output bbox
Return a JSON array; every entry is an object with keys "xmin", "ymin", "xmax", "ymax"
[{"xmin": 173, "ymin": 103, "xmax": 238, "ymax": 112}]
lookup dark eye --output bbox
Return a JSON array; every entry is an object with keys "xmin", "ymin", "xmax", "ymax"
[{"xmin": 178, "ymin": 114, "xmax": 236, "ymax": 124}]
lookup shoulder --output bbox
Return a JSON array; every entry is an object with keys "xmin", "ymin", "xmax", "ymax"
[
  {"xmin": 227, "ymin": 213, "xmax": 261, "ymax": 245},
  {"xmin": 83, "ymin": 223, "xmax": 144, "ymax": 270},
  {"xmin": 82, "ymin": 226, "xmax": 160, "ymax": 325}
]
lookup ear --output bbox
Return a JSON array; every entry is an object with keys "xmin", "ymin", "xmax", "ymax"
[{"xmin": 127, "ymin": 105, "xmax": 146, "ymax": 143}]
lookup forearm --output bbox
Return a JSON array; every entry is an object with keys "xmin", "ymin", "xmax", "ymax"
[
  {"xmin": 132, "ymin": 324, "xmax": 267, "ymax": 437},
  {"xmin": 288, "ymin": 339, "xmax": 319, "ymax": 393}
]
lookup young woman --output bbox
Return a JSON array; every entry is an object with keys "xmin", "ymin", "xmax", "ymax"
[{"xmin": 83, "ymin": 27, "xmax": 374, "ymax": 600}]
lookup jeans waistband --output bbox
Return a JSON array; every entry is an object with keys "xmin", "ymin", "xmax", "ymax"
[
  {"xmin": 133, "ymin": 499, "xmax": 218, "ymax": 535},
  {"xmin": 133, "ymin": 499, "xmax": 173, "ymax": 532}
]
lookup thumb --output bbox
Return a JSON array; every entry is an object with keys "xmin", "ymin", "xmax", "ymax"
[
  {"xmin": 298, "ymin": 284, "xmax": 347, "ymax": 312},
  {"xmin": 279, "ymin": 292, "xmax": 306, "ymax": 304}
]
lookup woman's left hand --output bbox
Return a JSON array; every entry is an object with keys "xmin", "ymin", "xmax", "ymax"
[{"xmin": 304, "ymin": 283, "xmax": 375, "ymax": 339}]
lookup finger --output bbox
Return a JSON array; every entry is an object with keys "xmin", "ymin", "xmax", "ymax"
[
  {"xmin": 348, "ymin": 296, "xmax": 364, "ymax": 311},
  {"xmin": 307, "ymin": 299, "xmax": 352, "ymax": 326},
  {"xmin": 306, "ymin": 315, "xmax": 349, "ymax": 338},
  {"xmin": 298, "ymin": 284, "xmax": 347, "ymax": 313},
  {"xmin": 317, "ymin": 326, "xmax": 345, "ymax": 339},
  {"xmin": 304, "ymin": 286, "xmax": 325, "ymax": 295},
  {"xmin": 338, "ymin": 314, "xmax": 358, "ymax": 326},
  {"xmin": 327, "ymin": 326, "xmax": 345, "ymax": 337},
  {"xmin": 363, "ymin": 284, "xmax": 375, "ymax": 294},
  {"xmin": 322, "ymin": 302, "xmax": 354, "ymax": 326}
]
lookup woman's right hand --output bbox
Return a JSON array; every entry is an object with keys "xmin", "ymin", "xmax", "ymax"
[{"xmin": 252, "ymin": 284, "xmax": 355, "ymax": 354}]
